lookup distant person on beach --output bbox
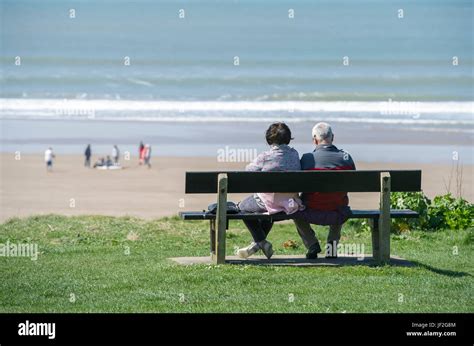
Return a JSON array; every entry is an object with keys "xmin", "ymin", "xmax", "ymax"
[
  {"xmin": 84, "ymin": 144, "xmax": 92, "ymax": 167},
  {"xmin": 292, "ymin": 122, "xmax": 356, "ymax": 259},
  {"xmin": 144, "ymin": 144, "xmax": 152, "ymax": 168},
  {"xmin": 236, "ymin": 123, "xmax": 304, "ymax": 259},
  {"xmin": 112, "ymin": 145, "xmax": 120, "ymax": 165},
  {"xmin": 93, "ymin": 157, "xmax": 105, "ymax": 168},
  {"xmin": 105, "ymin": 156, "xmax": 113, "ymax": 167},
  {"xmin": 139, "ymin": 142, "xmax": 145, "ymax": 165},
  {"xmin": 44, "ymin": 147, "xmax": 55, "ymax": 172}
]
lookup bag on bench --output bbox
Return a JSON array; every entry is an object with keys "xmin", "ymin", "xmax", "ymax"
[{"xmin": 207, "ymin": 201, "xmax": 240, "ymax": 214}]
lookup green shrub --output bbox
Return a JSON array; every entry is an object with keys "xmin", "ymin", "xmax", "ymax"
[
  {"xmin": 390, "ymin": 191, "xmax": 431, "ymax": 232},
  {"xmin": 388, "ymin": 192, "xmax": 473, "ymax": 232},
  {"xmin": 339, "ymin": 192, "xmax": 472, "ymax": 233},
  {"xmin": 428, "ymin": 194, "xmax": 474, "ymax": 230}
]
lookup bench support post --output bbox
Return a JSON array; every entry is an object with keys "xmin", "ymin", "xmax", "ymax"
[
  {"xmin": 210, "ymin": 219, "xmax": 216, "ymax": 259},
  {"xmin": 214, "ymin": 173, "xmax": 228, "ymax": 264},
  {"xmin": 378, "ymin": 172, "xmax": 391, "ymax": 264},
  {"xmin": 369, "ymin": 217, "xmax": 379, "ymax": 261}
]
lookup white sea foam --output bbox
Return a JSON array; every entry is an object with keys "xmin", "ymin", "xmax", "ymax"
[
  {"xmin": 127, "ymin": 78, "xmax": 154, "ymax": 87},
  {"xmin": 1, "ymin": 98, "xmax": 473, "ymax": 126}
]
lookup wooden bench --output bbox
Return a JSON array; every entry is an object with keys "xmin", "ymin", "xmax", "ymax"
[{"xmin": 179, "ymin": 170, "xmax": 421, "ymax": 265}]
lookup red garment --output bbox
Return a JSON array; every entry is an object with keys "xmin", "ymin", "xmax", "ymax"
[
  {"xmin": 300, "ymin": 145, "xmax": 356, "ymax": 211},
  {"xmin": 305, "ymin": 167, "xmax": 352, "ymax": 211}
]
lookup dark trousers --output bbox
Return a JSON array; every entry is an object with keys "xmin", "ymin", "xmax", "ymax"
[
  {"xmin": 292, "ymin": 206, "xmax": 352, "ymax": 251},
  {"xmin": 238, "ymin": 195, "xmax": 273, "ymax": 243}
]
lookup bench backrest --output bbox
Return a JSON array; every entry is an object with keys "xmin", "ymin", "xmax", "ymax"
[{"xmin": 185, "ymin": 170, "xmax": 422, "ymax": 193}]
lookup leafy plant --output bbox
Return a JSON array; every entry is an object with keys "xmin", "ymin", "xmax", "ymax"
[
  {"xmin": 389, "ymin": 192, "xmax": 473, "ymax": 232},
  {"xmin": 428, "ymin": 194, "xmax": 474, "ymax": 230},
  {"xmin": 390, "ymin": 191, "xmax": 431, "ymax": 232}
]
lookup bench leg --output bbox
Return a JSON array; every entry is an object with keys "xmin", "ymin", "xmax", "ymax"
[
  {"xmin": 214, "ymin": 173, "xmax": 228, "ymax": 265},
  {"xmin": 378, "ymin": 172, "xmax": 391, "ymax": 264},
  {"xmin": 210, "ymin": 219, "xmax": 216, "ymax": 260},
  {"xmin": 370, "ymin": 218, "xmax": 380, "ymax": 262}
]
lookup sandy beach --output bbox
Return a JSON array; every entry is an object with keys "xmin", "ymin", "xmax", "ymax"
[{"xmin": 1, "ymin": 153, "xmax": 472, "ymax": 222}]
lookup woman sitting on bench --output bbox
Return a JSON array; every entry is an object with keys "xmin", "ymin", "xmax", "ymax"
[{"xmin": 237, "ymin": 122, "xmax": 304, "ymax": 259}]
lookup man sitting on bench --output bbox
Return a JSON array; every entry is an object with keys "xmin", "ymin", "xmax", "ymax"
[{"xmin": 293, "ymin": 122, "xmax": 356, "ymax": 259}]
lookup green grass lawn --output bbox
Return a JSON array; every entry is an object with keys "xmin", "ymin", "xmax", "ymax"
[{"xmin": 0, "ymin": 215, "xmax": 472, "ymax": 313}]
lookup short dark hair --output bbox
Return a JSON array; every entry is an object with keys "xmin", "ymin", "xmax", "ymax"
[{"xmin": 265, "ymin": 122, "xmax": 293, "ymax": 145}]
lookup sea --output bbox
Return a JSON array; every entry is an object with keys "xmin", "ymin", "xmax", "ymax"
[{"xmin": 0, "ymin": 0, "xmax": 473, "ymax": 163}]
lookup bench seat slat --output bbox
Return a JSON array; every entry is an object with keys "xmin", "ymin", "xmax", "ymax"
[{"xmin": 179, "ymin": 209, "xmax": 419, "ymax": 221}]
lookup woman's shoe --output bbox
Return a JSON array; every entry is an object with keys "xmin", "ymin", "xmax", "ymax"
[{"xmin": 236, "ymin": 242, "xmax": 260, "ymax": 259}]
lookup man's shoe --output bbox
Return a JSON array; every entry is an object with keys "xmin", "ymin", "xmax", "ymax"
[
  {"xmin": 258, "ymin": 240, "xmax": 274, "ymax": 259},
  {"xmin": 237, "ymin": 242, "xmax": 260, "ymax": 259},
  {"xmin": 306, "ymin": 242, "xmax": 322, "ymax": 259}
]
